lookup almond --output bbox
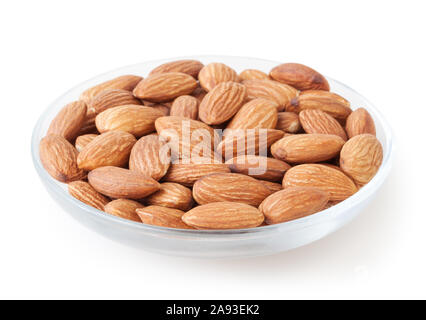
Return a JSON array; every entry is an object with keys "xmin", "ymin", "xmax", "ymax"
[
  {"xmin": 182, "ymin": 202, "xmax": 264, "ymax": 229},
  {"xmin": 77, "ymin": 109, "xmax": 98, "ymax": 135},
  {"xmin": 258, "ymin": 180, "xmax": 283, "ymax": 193},
  {"xmin": 68, "ymin": 180, "xmax": 110, "ymax": 210},
  {"xmin": 191, "ymin": 86, "xmax": 207, "ymax": 103},
  {"xmin": 239, "ymin": 69, "xmax": 269, "ymax": 81},
  {"xmin": 104, "ymin": 199, "xmax": 144, "ymax": 222},
  {"xmin": 136, "ymin": 206, "xmax": 193, "ymax": 229},
  {"xmin": 275, "ymin": 112, "xmax": 301, "ymax": 133},
  {"xmin": 340, "ymin": 134, "xmax": 383, "ymax": 186},
  {"xmin": 170, "ymin": 95, "xmax": 199, "ymax": 120},
  {"xmin": 299, "ymin": 109, "xmax": 348, "ymax": 140},
  {"xmin": 95, "ymin": 105, "xmax": 163, "ymax": 138},
  {"xmin": 198, "ymin": 62, "xmax": 240, "ymax": 92},
  {"xmin": 149, "ymin": 59, "xmax": 204, "ymax": 79},
  {"xmin": 47, "ymin": 101, "xmax": 87, "ymax": 142},
  {"xmin": 287, "ymin": 90, "xmax": 352, "ymax": 120},
  {"xmin": 193, "ymin": 173, "xmax": 272, "ymax": 206},
  {"xmin": 163, "ymin": 162, "xmax": 231, "ymax": 186},
  {"xmin": 133, "ymin": 72, "xmax": 197, "ymax": 102},
  {"xmin": 225, "ymin": 155, "xmax": 291, "ymax": 182},
  {"xmin": 39, "ymin": 135, "xmax": 86, "ymax": 183},
  {"xmin": 283, "ymin": 164, "xmax": 358, "ymax": 201},
  {"xmin": 145, "ymin": 182, "xmax": 193, "ymax": 211},
  {"xmin": 345, "ymin": 108, "xmax": 376, "ymax": 138},
  {"xmin": 75, "ymin": 134, "xmax": 98, "ymax": 152},
  {"xmin": 149, "ymin": 104, "xmax": 170, "ymax": 116},
  {"xmin": 271, "ymin": 134, "xmax": 345, "ymax": 163},
  {"xmin": 259, "ymin": 187, "xmax": 329, "ymax": 224},
  {"xmin": 88, "ymin": 166, "xmax": 160, "ymax": 199},
  {"xmin": 87, "ymin": 89, "xmax": 141, "ymax": 114},
  {"xmin": 242, "ymin": 79, "xmax": 298, "ymax": 111},
  {"xmin": 129, "ymin": 134, "xmax": 170, "ymax": 180},
  {"xmin": 77, "ymin": 131, "xmax": 136, "ymax": 171},
  {"xmin": 79, "ymin": 75, "xmax": 142, "ymax": 103},
  {"xmin": 269, "ymin": 63, "xmax": 330, "ymax": 91}
]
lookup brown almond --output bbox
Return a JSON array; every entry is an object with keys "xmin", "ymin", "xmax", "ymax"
[
  {"xmin": 258, "ymin": 180, "xmax": 283, "ymax": 193},
  {"xmin": 149, "ymin": 59, "xmax": 204, "ymax": 79},
  {"xmin": 77, "ymin": 109, "xmax": 98, "ymax": 135},
  {"xmin": 345, "ymin": 108, "xmax": 376, "ymax": 138},
  {"xmin": 47, "ymin": 101, "xmax": 87, "ymax": 142},
  {"xmin": 163, "ymin": 162, "xmax": 231, "ymax": 186},
  {"xmin": 170, "ymin": 95, "xmax": 199, "ymax": 120},
  {"xmin": 198, "ymin": 62, "xmax": 240, "ymax": 92},
  {"xmin": 104, "ymin": 199, "xmax": 144, "ymax": 222},
  {"xmin": 191, "ymin": 86, "xmax": 207, "ymax": 103},
  {"xmin": 136, "ymin": 206, "xmax": 193, "ymax": 229},
  {"xmin": 299, "ymin": 109, "xmax": 348, "ymax": 140},
  {"xmin": 68, "ymin": 180, "xmax": 110, "ymax": 210},
  {"xmin": 239, "ymin": 69, "xmax": 269, "ymax": 81},
  {"xmin": 87, "ymin": 89, "xmax": 141, "ymax": 114},
  {"xmin": 75, "ymin": 134, "xmax": 98, "ymax": 152},
  {"xmin": 145, "ymin": 182, "xmax": 193, "ymax": 211},
  {"xmin": 149, "ymin": 104, "xmax": 170, "ymax": 116},
  {"xmin": 275, "ymin": 112, "xmax": 301, "ymax": 133}
]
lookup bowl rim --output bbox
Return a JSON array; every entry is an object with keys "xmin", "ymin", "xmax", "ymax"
[{"xmin": 31, "ymin": 55, "xmax": 394, "ymax": 237}]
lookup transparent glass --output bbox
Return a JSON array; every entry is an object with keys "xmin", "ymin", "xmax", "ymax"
[{"xmin": 31, "ymin": 56, "xmax": 393, "ymax": 258}]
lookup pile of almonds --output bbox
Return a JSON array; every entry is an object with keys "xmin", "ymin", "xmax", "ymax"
[{"xmin": 39, "ymin": 60, "xmax": 383, "ymax": 230}]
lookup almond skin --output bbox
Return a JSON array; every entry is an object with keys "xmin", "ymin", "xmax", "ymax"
[
  {"xmin": 198, "ymin": 62, "xmax": 240, "ymax": 92},
  {"xmin": 133, "ymin": 72, "xmax": 197, "ymax": 102},
  {"xmin": 275, "ymin": 112, "xmax": 301, "ymax": 133},
  {"xmin": 259, "ymin": 187, "xmax": 329, "ymax": 224},
  {"xmin": 193, "ymin": 173, "xmax": 272, "ymax": 206},
  {"xmin": 136, "ymin": 206, "xmax": 193, "ymax": 229},
  {"xmin": 87, "ymin": 89, "xmax": 141, "ymax": 114},
  {"xmin": 226, "ymin": 155, "xmax": 291, "ymax": 182},
  {"xmin": 150, "ymin": 104, "xmax": 170, "ymax": 116},
  {"xmin": 170, "ymin": 95, "xmax": 199, "ymax": 120},
  {"xmin": 270, "ymin": 63, "xmax": 330, "ymax": 91},
  {"xmin": 75, "ymin": 134, "xmax": 98, "ymax": 152},
  {"xmin": 68, "ymin": 180, "xmax": 110, "ymax": 211},
  {"xmin": 88, "ymin": 166, "xmax": 160, "ymax": 199},
  {"xmin": 239, "ymin": 69, "xmax": 269, "ymax": 81},
  {"xmin": 340, "ymin": 134, "xmax": 383, "ymax": 186},
  {"xmin": 198, "ymin": 82, "xmax": 246, "ymax": 125},
  {"xmin": 95, "ymin": 105, "xmax": 163, "ymax": 138},
  {"xmin": 191, "ymin": 86, "xmax": 207, "ymax": 103},
  {"xmin": 345, "ymin": 108, "xmax": 376, "ymax": 138},
  {"xmin": 129, "ymin": 134, "xmax": 170, "ymax": 181},
  {"xmin": 77, "ymin": 109, "xmax": 98, "ymax": 135},
  {"xmin": 283, "ymin": 164, "xmax": 358, "ymax": 201},
  {"xmin": 47, "ymin": 101, "xmax": 87, "ymax": 142},
  {"xmin": 39, "ymin": 135, "xmax": 86, "ymax": 183},
  {"xmin": 149, "ymin": 59, "xmax": 204, "ymax": 79},
  {"xmin": 145, "ymin": 182, "xmax": 193, "ymax": 211},
  {"xmin": 299, "ymin": 109, "xmax": 348, "ymax": 140},
  {"xmin": 258, "ymin": 180, "xmax": 283, "ymax": 193},
  {"xmin": 79, "ymin": 75, "xmax": 142, "ymax": 103},
  {"xmin": 163, "ymin": 163, "xmax": 231, "ymax": 186},
  {"xmin": 287, "ymin": 90, "xmax": 352, "ymax": 120},
  {"xmin": 182, "ymin": 202, "xmax": 264, "ymax": 230},
  {"xmin": 104, "ymin": 199, "xmax": 144, "ymax": 222},
  {"xmin": 242, "ymin": 79, "xmax": 298, "ymax": 111},
  {"xmin": 271, "ymin": 134, "xmax": 345, "ymax": 163},
  {"xmin": 77, "ymin": 131, "xmax": 136, "ymax": 171}
]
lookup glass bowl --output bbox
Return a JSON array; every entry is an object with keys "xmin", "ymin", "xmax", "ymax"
[{"xmin": 31, "ymin": 55, "xmax": 393, "ymax": 258}]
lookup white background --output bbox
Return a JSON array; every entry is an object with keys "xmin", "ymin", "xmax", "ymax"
[{"xmin": 0, "ymin": 0, "xmax": 425, "ymax": 299}]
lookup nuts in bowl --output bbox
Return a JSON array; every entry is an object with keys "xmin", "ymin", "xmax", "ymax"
[{"xmin": 35, "ymin": 57, "xmax": 388, "ymax": 237}]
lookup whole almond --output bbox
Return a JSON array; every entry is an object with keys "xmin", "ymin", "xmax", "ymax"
[
  {"xmin": 198, "ymin": 62, "xmax": 240, "ymax": 92},
  {"xmin": 149, "ymin": 104, "xmax": 170, "ymax": 116},
  {"xmin": 77, "ymin": 109, "xmax": 98, "ymax": 135},
  {"xmin": 133, "ymin": 72, "xmax": 197, "ymax": 102},
  {"xmin": 170, "ymin": 95, "xmax": 199, "ymax": 120},
  {"xmin": 39, "ymin": 135, "xmax": 86, "ymax": 183},
  {"xmin": 345, "ymin": 108, "xmax": 376, "ymax": 138},
  {"xmin": 145, "ymin": 182, "xmax": 193, "ymax": 211},
  {"xmin": 193, "ymin": 173, "xmax": 272, "ymax": 206},
  {"xmin": 96, "ymin": 105, "xmax": 163, "ymax": 137},
  {"xmin": 275, "ymin": 112, "xmax": 301, "ymax": 133},
  {"xmin": 75, "ymin": 134, "xmax": 98, "ymax": 152},
  {"xmin": 199, "ymin": 82, "xmax": 246, "ymax": 125},
  {"xmin": 129, "ymin": 134, "xmax": 170, "ymax": 181},
  {"xmin": 271, "ymin": 134, "xmax": 345, "ymax": 163},
  {"xmin": 299, "ymin": 109, "xmax": 348, "ymax": 140},
  {"xmin": 259, "ymin": 187, "xmax": 329, "ymax": 224},
  {"xmin": 258, "ymin": 180, "xmax": 283, "ymax": 193},
  {"xmin": 87, "ymin": 89, "xmax": 141, "ymax": 114},
  {"xmin": 239, "ymin": 69, "xmax": 269, "ymax": 81},
  {"xmin": 149, "ymin": 59, "xmax": 204, "ymax": 79},
  {"xmin": 47, "ymin": 101, "xmax": 87, "ymax": 142},
  {"xmin": 226, "ymin": 155, "xmax": 291, "ymax": 182},
  {"xmin": 88, "ymin": 166, "xmax": 160, "ymax": 199},
  {"xmin": 104, "ymin": 199, "xmax": 144, "ymax": 222},
  {"xmin": 182, "ymin": 202, "xmax": 264, "ymax": 229},
  {"xmin": 287, "ymin": 90, "xmax": 352, "ymax": 120},
  {"xmin": 80, "ymin": 75, "xmax": 142, "ymax": 103},
  {"xmin": 242, "ymin": 79, "xmax": 298, "ymax": 111},
  {"xmin": 68, "ymin": 180, "xmax": 110, "ymax": 210},
  {"xmin": 163, "ymin": 162, "xmax": 231, "ymax": 186},
  {"xmin": 283, "ymin": 164, "xmax": 358, "ymax": 201},
  {"xmin": 340, "ymin": 134, "xmax": 383, "ymax": 186},
  {"xmin": 270, "ymin": 63, "xmax": 330, "ymax": 91},
  {"xmin": 136, "ymin": 206, "xmax": 193, "ymax": 229},
  {"xmin": 77, "ymin": 131, "xmax": 136, "ymax": 171}
]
